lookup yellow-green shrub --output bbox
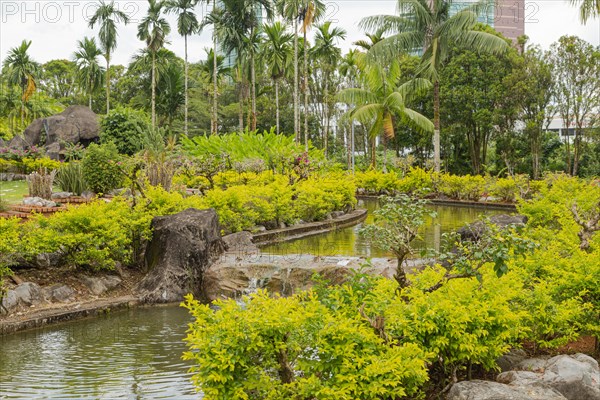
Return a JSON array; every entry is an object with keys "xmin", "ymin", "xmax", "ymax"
[
  {"xmin": 354, "ymin": 170, "xmax": 401, "ymax": 194},
  {"xmin": 183, "ymin": 290, "xmax": 429, "ymax": 399},
  {"xmin": 397, "ymin": 167, "xmax": 434, "ymax": 194},
  {"xmin": 438, "ymin": 174, "xmax": 485, "ymax": 201}
]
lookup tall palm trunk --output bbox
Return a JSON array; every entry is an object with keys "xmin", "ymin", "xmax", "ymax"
[
  {"xmin": 105, "ymin": 52, "xmax": 111, "ymax": 114},
  {"xmin": 251, "ymin": 49, "xmax": 257, "ymax": 131},
  {"xmin": 20, "ymin": 83, "xmax": 25, "ymax": 127},
  {"xmin": 433, "ymin": 80, "xmax": 441, "ymax": 172},
  {"xmin": 303, "ymin": 29, "xmax": 309, "ymax": 152},
  {"xmin": 151, "ymin": 51, "xmax": 156, "ymax": 128},
  {"xmin": 238, "ymin": 67, "xmax": 244, "ymax": 133},
  {"xmin": 184, "ymin": 34, "xmax": 189, "ymax": 136},
  {"xmin": 89, "ymin": 89, "xmax": 93, "ymax": 109},
  {"xmin": 275, "ymin": 79, "xmax": 280, "ymax": 134},
  {"xmin": 213, "ymin": 12, "xmax": 218, "ymax": 135},
  {"xmin": 293, "ymin": 18, "xmax": 299, "ymax": 140},
  {"xmin": 323, "ymin": 71, "xmax": 329, "ymax": 156}
]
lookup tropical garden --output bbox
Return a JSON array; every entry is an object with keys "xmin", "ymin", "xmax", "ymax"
[{"xmin": 0, "ymin": 0, "xmax": 599, "ymax": 398}]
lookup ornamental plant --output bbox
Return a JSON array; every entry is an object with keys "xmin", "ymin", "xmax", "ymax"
[{"xmin": 81, "ymin": 142, "xmax": 124, "ymax": 195}]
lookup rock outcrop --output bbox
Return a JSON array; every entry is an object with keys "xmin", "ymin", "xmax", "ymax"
[
  {"xmin": 9, "ymin": 106, "xmax": 99, "ymax": 159},
  {"xmin": 458, "ymin": 214, "xmax": 528, "ymax": 241},
  {"xmin": 137, "ymin": 208, "xmax": 226, "ymax": 303},
  {"xmin": 448, "ymin": 353, "xmax": 600, "ymax": 400},
  {"xmin": 80, "ymin": 275, "xmax": 122, "ymax": 296}
]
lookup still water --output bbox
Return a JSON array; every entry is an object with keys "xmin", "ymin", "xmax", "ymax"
[
  {"xmin": 0, "ymin": 200, "xmax": 507, "ymax": 398},
  {"xmin": 0, "ymin": 306, "xmax": 197, "ymax": 399},
  {"xmin": 262, "ymin": 198, "xmax": 505, "ymax": 258}
]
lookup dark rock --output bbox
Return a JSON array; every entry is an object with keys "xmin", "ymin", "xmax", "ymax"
[
  {"xmin": 497, "ymin": 349, "xmax": 529, "ymax": 372},
  {"xmin": 81, "ymin": 275, "xmax": 122, "ymax": 296},
  {"xmin": 0, "ymin": 290, "xmax": 19, "ymax": 314},
  {"xmin": 458, "ymin": 214, "xmax": 528, "ymax": 242},
  {"xmin": 33, "ymin": 252, "xmax": 64, "ymax": 269},
  {"xmin": 223, "ymin": 231, "xmax": 259, "ymax": 254},
  {"xmin": 81, "ymin": 276, "xmax": 107, "ymax": 296},
  {"xmin": 447, "ymin": 380, "xmax": 567, "ymax": 400},
  {"xmin": 44, "ymin": 284, "xmax": 75, "ymax": 303},
  {"xmin": 138, "ymin": 208, "xmax": 226, "ymax": 303},
  {"xmin": 11, "ymin": 106, "xmax": 99, "ymax": 159},
  {"xmin": 252, "ymin": 225, "xmax": 267, "ymax": 233},
  {"xmin": 13, "ymin": 282, "xmax": 44, "ymax": 306}
]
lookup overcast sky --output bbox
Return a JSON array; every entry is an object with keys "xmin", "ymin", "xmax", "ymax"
[{"xmin": 0, "ymin": 0, "xmax": 598, "ymax": 67}]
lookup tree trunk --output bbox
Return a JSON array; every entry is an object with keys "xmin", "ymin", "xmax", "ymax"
[
  {"xmin": 251, "ymin": 54, "xmax": 257, "ymax": 131},
  {"xmin": 573, "ymin": 127, "xmax": 582, "ymax": 176},
  {"xmin": 213, "ymin": 0, "xmax": 218, "ymax": 135},
  {"xmin": 238, "ymin": 75, "xmax": 244, "ymax": 133},
  {"xmin": 293, "ymin": 18, "xmax": 299, "ymax": 140},
  {"xmin": 324, "ymin": 72, "xmax": 329, "ymax": 157},
  {"xmin": 383, "ymin": 134, "xmax": 387, "ymax": 173},
  {"xmin": 371, "ymin": 135, "xmax": 376, "ymax": 168},
  {"xmin": 275, "ymin": 79, "xmax": 280, "ymax": 135},
  {"xmin": 106, "ymin": 53, "xmax": 111, "ymax": 114},
  {"xmin": 394, "ymin": 257, "xmax": 409, "ymax": 289},
  {"xmin": 184, "ymin": 34, "xmax": 189, "ymax": 136},
  {"xmin": 89, "ymin": 92, "xmax": 92, "ymax": 109},
  {"xmin": 433, "ymin": 80, "xmax": 441, "ymax": 172},
  {"xmin": 151, "ymin": 51, "xmax": 156, "ymax": 128},
  {"xmin": 303, "ymin": 29, "xmax": 309, "ymax": 152}
]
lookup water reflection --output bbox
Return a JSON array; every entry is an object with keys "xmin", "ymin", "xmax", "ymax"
[
  {"xmin": 0, "ymin": 306, "xmax": 198, "ymax": 399},
  {"xmin": 262, "ymin": 199, "xmax": 505, "ymax": 258}
]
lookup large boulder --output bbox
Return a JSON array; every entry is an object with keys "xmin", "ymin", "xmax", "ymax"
[
  {"xmin": 458, "ymin": 214, "xmax": 528, "ymax": 241},
  {"xmin": 10, "ymin": 105, "xmax": 99, "ymax": 159},
  {"xmin": 138, "ymin": 208, "xmax": 226, "ymax": 303},
  {"xmin": 447, "ymin": 380, "xmax": 567, "ymax": 400},
  {"xmin": 506, "ymin": 354, "xmax": 600, "ymax": 400}
]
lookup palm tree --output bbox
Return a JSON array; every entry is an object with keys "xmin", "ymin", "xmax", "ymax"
[
  {"xmin": 165, "ymin": 0, "xmax": 199, "ymax": 136},
  {"xmin": 260, "ymin": 22, "xmax": 293, "ymax": 134},
  {"xmin": 199, "ymin": 48, "xmax": 231, "ymax": 129},
  {"xmin": 361, "ymin": 0, "xmax": 508, "ymax": 172},
  {"xmin": 205, "ymin": 0, "xmax": 273, "ymax": 131},
  {"xmin": 353, "ymin": 27, "xmax": 386, "ymax": 51},
  {"xmin": 300, "ymin": 0, "xmax": 325, "ymax": 149},
  {"xmin": 337, "ymin": 57, "xmax": 433, "ymax": 168},
  {"xmin": 88, "ymin": 0, "xmax": 130, "ymax": 114},
  {"xmin": 3, "ymin": 40, "xmax": 40, "ymax": 127},
  {"xmin": 73, "ymin": 37, "xmax": 105, "ymax": 109},
  {"xmin": 570, "ymin": 0, "xmax": 599, "ymax": 23},
  {"xmin": 138, "ymin": 0, "xmax": 171, "ymax": 128},
  {"xmin": 312, "ymin": 21, "xmax": 346, "ymax": 155}
]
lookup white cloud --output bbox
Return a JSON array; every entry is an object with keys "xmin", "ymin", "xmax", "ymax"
[{"xmin": 0, "ymin": 0, "xmax": 598, "ymax": 67}]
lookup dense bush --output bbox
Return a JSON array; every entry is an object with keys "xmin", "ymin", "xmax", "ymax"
[
  {"xmin": 81, "ymin": 142, "xmax": 124, "ymax": 194},
  {"xmin": 183, "ymin": 289, "xmax": 429, "ymax": 399},
  {"xmin": 100, "ymin": 107, "xmax": 150, "ymax": 155},
  {"xmin": 438, "ymin": 174, "xmax": 485, "ymax": 201},
  {"xmin": 55, "ymin": 162, "xmax": 87, "ymax": 195}
]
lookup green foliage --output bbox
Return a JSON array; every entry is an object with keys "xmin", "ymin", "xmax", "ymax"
[
  {"xmin": 81, "ymin": 142, "xmax": 124, "ymax": 194},
  {"xmin": 353, "ymin": 170, "xmax": 400, "ymax": 194},
  {"xmin": 100, "ymin": 107, "xmax": 150, "ymax": 155},
  {"xmin": 396, "ymin": 167, "xmax": 434, "ymax": 194},
  {"xmin": 23, "ymin": 199, "xmax": 133, "ymax": 270},
  {"xmin": 181, "ymin": 129, "xmax": 324, "ymax": 172},
  {"xmin": 361, "ymin": 195, "xmax": 435, "ymax": 262},
  {"xmin": 26, "ymin": 168, "xmax": 57, "ymax": 199},
  {"xmin": 438, "ymin": 174, "xmax": 485, "ymax": 201},
  {"xmin": 55, "ymin": 162, "xmax": 88, "ymax": 195},
  {"xmin": 183, "ymin": 290, "xmax": 429, "ymax": 400},
  {"xmin": 0, "ymin": 217, "xmax": 20, "ymax": 286}
]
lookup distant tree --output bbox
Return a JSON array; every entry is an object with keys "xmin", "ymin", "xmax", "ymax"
[
  {"xmin": 260, "ymin": 22, "xmax": 293, "ymax": 135},
  {"xmin": 88, "ymin": 0, "xmax": 130, "ymax": 113},
  {"xmin": 3, "ymin": 40, "xmax": 40, "ymax": 127},
  {"xmin": 137, "ymin": 0, "xmax": 171, "ymax": 128},
  {"xmin": 73, "ymin": 37, "xmax": 105, "ymax": 109},
  {"xmin": 361, "ymin": 0, "xmax": 508, "ymax": 172},
  {"xmin": 165, "ymin": 0, "xmax": 200, "ymax": 136},
  {"xmin": 549, "ymin": 35, "xmax": 600, "ymax": 176}
]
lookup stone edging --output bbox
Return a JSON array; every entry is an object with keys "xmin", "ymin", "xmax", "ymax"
[
  {"xmin": 253, "ymin": 209, "xmax": 368, "ymax": 246},
  {"xmin": 0, "ymin": 296, "xmax": 140, "ymax": 336},
  {"xmin": 356, "ymin": 195, "xmax": 517, "ymax": 211}
]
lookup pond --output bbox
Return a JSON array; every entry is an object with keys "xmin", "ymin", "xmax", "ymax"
[
  {"xmin": 0, "ymin": 306, "xmax": 198, "ymax": 399},
  {"xmin": 262, "ymin": 198, "xmax": 506, "ymax": 258},
  {"xmin": 0, "ymin": 180, "xmax": 28, "ymax": 204},
  {"xmin": 0, "ymin": 199, "xmax": 510, "ymax": 398}
]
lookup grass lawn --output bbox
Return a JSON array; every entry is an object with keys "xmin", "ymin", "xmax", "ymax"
[{"xmin": 0, "ymin": 180, "xmax": 28, "ymax": 204}]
